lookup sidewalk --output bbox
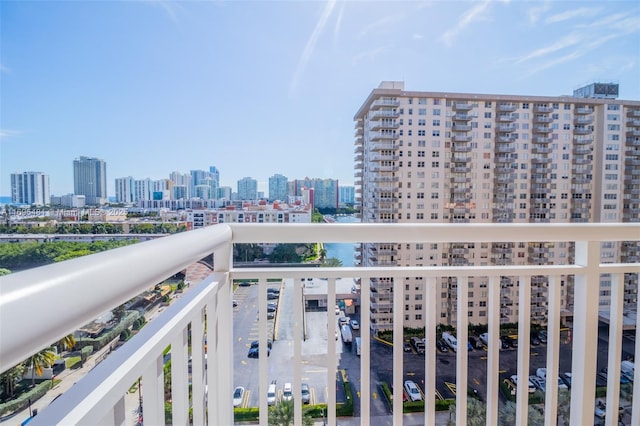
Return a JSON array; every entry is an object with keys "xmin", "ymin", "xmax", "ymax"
[{"xmin": 0, "ymin": 338, "xmax": 118, "ymax": 425}]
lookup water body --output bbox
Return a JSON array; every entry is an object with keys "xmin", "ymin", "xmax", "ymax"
[{"xmin": 323, "ymin": 215, "xmax": 358, "ymax": 267}]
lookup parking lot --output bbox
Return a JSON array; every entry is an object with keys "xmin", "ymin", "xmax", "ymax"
[{"xmin": 233, "ymin": 281, "xmax": 636, "ymax": 422}]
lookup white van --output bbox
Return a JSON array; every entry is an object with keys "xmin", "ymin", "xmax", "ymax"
[
  {"xmin": 442, "ymin": 332, "xmax": 458, "ymax": 352},
  {"xmin": 282, "ymin": 383, "xmax": 293, "ymax": 401},
  {"xmin": 621, "ymin": 360, "xmax": 635, "ymax": 379},
  {"xmin": 267, "ymin": 384, "xmax": 277, "ymax": 405}
]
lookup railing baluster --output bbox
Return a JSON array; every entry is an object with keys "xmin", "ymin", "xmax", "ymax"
[
  {"xmin": 171, "ymin": 327, "xmax": 189, "ymax": 426},
  {"xmin": 486, "ymin": 276, "xmax": 499, "ymax": 426},
  {"xmin": 456, "ymin": 276, "xmax": 469, "ymax": 425},
  {"xmin": 360, "ymin": 276, "xmax": 371, "ymax": 425},
  {"xmin": 424, "ymin": 277, "xmax": 437, "ymax": 425},
  {"xmin": 516, "ymin": 274, "xmax": 531, "ymax": 426},
  {"xmin": 605, "ymin": 272, "xmax": 624, "ymax": 426},
  {"xmin": 392, "ymin": 277, "xmax": 404, "ymax": 425},
  {"xmin": 258, "ymin": 278, "xmax": 269, "ymax": 426},
  {"xmin": 570, "ymin": 241, "xmax": 600, "ymax": 425},
  {"xmin": 544, "ymin": 275, "xmax": 560, "ymax": 426},
  {"xmin": 142, "ymin": 356, "xmax": 164, "ymax": 426},
  {"xmin": 294, "ymin": 278, "xmax": 303, "ymax": 426},
  {"xmin": 327, "ymin": 278, "xmax": 337, "ymax": 426},
  {"xmin": 191, "ymin": 308, "xmax": 206, "ymax": 426}
]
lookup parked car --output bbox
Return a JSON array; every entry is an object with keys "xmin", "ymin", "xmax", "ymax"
[
  {"xmin": 233, "ymin": 300, "xmax": 238, "ymax": 307},
  {"xmin": 437, "ymin": 339, "xmax": 449, "ymax": 353},
  {"xmin": 267, "ymin": 288, "xmax": 280, "ymax": 295},
  {"xmin": 239, "ymin": 281, "xmax": 251, "ymax": 287},
  {"xmin": 403, "ymin": 342, "xmax": 412, "ymax": 352},
  {"xmin": 468, "ymin": 336, "xmax": 483, "ymax": 350},
  {"xmin": 509, "ymin": 374, "xmax": 536, "ymax": 393},
  {"xmin": 479, "ymin": 332, "xmax": 489, "ymax": 346},
  {"xmin": 267, "ymin": 305, "xmax": 277, "ymax": 313},
  {"xmin": 301, "ymin": 383, "xmax": 311, "ymax": 404},
  {"xmin": 250, "ymin": 339, "xmax": 273, "ymax": 350},
  {"xmin": 500, "ymin": 337, "xmax": 511, "ymax": 349},
  {"xmin": 560, "ymin": 372, "xmax": 572, "ymax": 388},
  {"xmin": 247, "ymin": 346, "xmax": 270, "ymax": 358},
  {"xmin": 283, "ymin": 383, "xmax": 293, "ymax": 401},
  {"xmin": 504, "ymin": 335, "xmax": 518, "ymax": 348},
  {"xmin": 404, "ymin": 380, "xmax": 422, "ymax": 402},
  {"xmin": 349, "ymin": 319, "xmax": 360, "ymax": 330},
  {"xmin": 267, "ymin": 293, "xmax": 279, "ymax": 300},
  {"xmin": 267, "ymin": 383, "xmax": 277, "ymax": 405},
  {"xmin": 537, "ymin": 330, "xmax": 548, "ymax": 343},
  {"xmin": 529, "ymin": 375, "xmax": 546, "ymax": 392},
  {"xmin": 233, "ymin": 386, "xmax": 245, "ymax": 407},
  {"xmin": 530, "ymin": 334, "xmax": 541, "ymax": 345},
  {"xmin": 410, "ymin": 336, "xmax": 425, "ymax": 354},
  {"xmin": 338, "ymin": 316, "xmax": 349, "ymax": 326}
]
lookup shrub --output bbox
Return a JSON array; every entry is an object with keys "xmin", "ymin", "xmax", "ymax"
[
  {"xmin": 0, "ymin": 379, "xmax": 53, "ymax": 416},
  {"xmin": 233, "ymin": 407, "xmax": 259, "ymax": 422}
]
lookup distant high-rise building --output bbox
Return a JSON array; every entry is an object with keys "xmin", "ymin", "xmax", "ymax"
[
  {"xmin": 355, "ymin": 81, "xmax": 640, "ymax": 332},
  {"xmin": 237, "ymin": 177, "xmax": 258, "ymax": 201},
  {"xmin": 73, "ymin": 156, "xmax": 107, "ymax": 205},
  {"xmin": 292, "ymin": 178, "xmax": 339, "ymax": 209},
  {"xmin": 218, "ymin": 186, "xmax": 232, "ymax": 200},
  {"xmin": 152, "ymin": 179, "xmax": 173, "ymax": 201},
  {"xmin": 134, "ymin": 178, "xmax": 153, "ymax": 202},
  {"xmin": 339, "ymin": 186, "xmax": 355, "ymax": 206},
  {"xmin": 209, "ymin": 166, "xmax": 220, "ymax": 185},
  {"xmin": 173, "ymin": 185, "xmax": 188, "ymax": 200},
  {"xmin": 269, "ymin": 174, "xmax": 289, "ymax": 201},
  {"xmin": 10, "ymin": 172, "xmax": 50, "ymax": 205},
  {"xmin": 115, "ymin": 176, "xmax": 135, "ymax": 204},
  {"xmin": 170, "ymin": 172, "xmax": 192, "ymax": 199}
]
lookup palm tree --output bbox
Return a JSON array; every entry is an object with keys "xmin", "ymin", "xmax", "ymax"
[
  {"xmin": 24, "ymin": 348, "xmax": 56, "ymax": 387},
  {"xmin": 57, "ymin": 334, "xmax": 76, "ymax": 352},
  {"xmin": 268, "ymin": 399, "xmax": 313, "ymax": 426},
  {"xmin": 0, "ymin": 364, "xmax": 25, "ymax": 398}
]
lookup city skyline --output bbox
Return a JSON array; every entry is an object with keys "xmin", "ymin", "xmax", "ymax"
[{"xmin": 2, "ymin": 1, "xmax": 639, "ymax": 196}]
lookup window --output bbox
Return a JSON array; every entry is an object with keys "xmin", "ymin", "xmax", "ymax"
[
  {"xmin": 432, "ymin": 119, "xmax": 440, "ymax": 126},
  {"xmin": 419, "ymin": 108, "xmax": 427, "ymax": 115},
  {"xmin": 433, "ymin": 109, "xmax": 441, "ymax": 116},
  {"xmin": 432, "ymin": 130, "xmax": 440, "ymax": 137},
  {"xmin": 484, "ymin": 112, "xmax": 492, "ymax": 118}
]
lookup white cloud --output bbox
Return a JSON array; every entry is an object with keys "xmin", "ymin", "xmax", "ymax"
[
  {"xmin": 515, "ymin": 33, "xmax": 583, "ymax": 63},
  {"xmin": 439, "ymin": 0, "xmax": 492, "ymax": 47},
  {"xmin": 357, "ymin": 15, "xmax": 403, "ymax": 40},
  {"xmin": 528, "ymin": 1, "xmax": 551, "ymax": 24},
  {"xmin": 545, "ymin": 7, "xmax": 601, "ymax": 24},
  {"xmin": 289, "ymin": 1, "xmax": 337, "ymax": 97},
  {"xmin": 0, "ymin": 129, "xmax": 22, "ymax": 140}
]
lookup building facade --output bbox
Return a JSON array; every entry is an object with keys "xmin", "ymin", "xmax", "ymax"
[
  {"xmin": 355, "ymin": 81, "xmax": 640, "ymax": 332},
  {"xmin": 73, "ymin": 156, "xmax": 107, "ymax": 206},
  {"xmin": 268, "ymin": 174, "xmax": 289, "ymax": 201},
  {"xmin": 292, "ymin": 178, "xmax": 339, "ymax": 209},
  {"xmin": 115, "ymin": 176, "xmax": 135, "ymax": 204},
  {"xmin": 10, "ymin": 172, "xmax": 50, "ymax": 205},
  {"xmin": 237, "ymin": 177, "xmax": 258, "ymax": 201},
  {"xmin": 339, "ymin": 185, "xmax": 355, "ymax": 206}
]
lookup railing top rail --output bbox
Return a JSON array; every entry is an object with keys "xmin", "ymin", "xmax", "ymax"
[
  {"xmin": 0, "ymin": 224, "xmax": 232, "ymax": 373},
  {"xmin": 227, "ymin": 222, "xmax": 639, "ymax": 243}
]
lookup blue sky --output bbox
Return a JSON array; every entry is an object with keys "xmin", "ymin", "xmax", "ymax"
[{"xmin": 1, "ymin": 0, "xmax": 639, "ymax": 197}]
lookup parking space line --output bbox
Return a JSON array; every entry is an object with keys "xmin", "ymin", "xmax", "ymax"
[{"xmin": 243, "ymin": 390, "xmax": 251, "ymax": 408}]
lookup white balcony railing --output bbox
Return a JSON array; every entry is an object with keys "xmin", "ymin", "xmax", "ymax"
[{"xmin": 1, "ymin": 223, "xmax": 639, "ymax": 426}]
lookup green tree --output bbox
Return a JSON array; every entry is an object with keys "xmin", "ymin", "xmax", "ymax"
[
  {"xmin": 268, "ymin": 399, "xmax": 313, "ymax": 426},
  {"xmin": 322, "ymin": 257, "xmax": 343, "ymax": 267},
  {"xmin": 498, "ymin": 400, "xmax": 544, "ymax": 425},
  {"xmin": 57, "ymin": 334, "xmax": 77, "ymax": 352},
  {"xmin": 446, "ymin": 398, "xmax": 486, "ymax": 426},
  {"xmin": 24, "ymin": 348, "xmax": 56, "ymax": 387},
  {"xmin": 0, "ymin": 364, "xmax": 25, "ymax": 398},
  {"xmin": 268, "ymin": 244, "xmax": 302, "ymax": 264}
]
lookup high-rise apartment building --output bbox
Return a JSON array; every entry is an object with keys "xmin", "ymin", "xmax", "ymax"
[
  {"xmin": 339, "ymin": 186, "xmax": 355, "ymax": 206},
  {"xmin": 10, "ymin": 172, "xmax": 50, "ymax": 205},
  {"xmin": 170, "ymin": 172, "xmax": 192, "ymax": 199},
  {"xmin": 355, "ymin": 81, "xmax": 640, "ymax": 332},
  {"xmin": 73, "ymin": 156, "xmax": 107, "ymax": 206},
  {"xmin": 292, "ymin": 178, "xmax": 339, "ymax": 209},
  {"xmin": 237, "ymin": 177, "xmax": 258, "ymax": 201},
  {"xmin": 269, "ymin": 174, "xmax": 289, "ymax": 201},
  {"xmin": 115, "ymin": 176, "xmax": 135, "ymax": 204}
]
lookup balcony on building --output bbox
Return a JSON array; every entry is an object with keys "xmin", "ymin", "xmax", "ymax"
[
  {"xmin": 452, "ymin": 102, "xmax": 473, "ymax": 111},
  {"xmin": 497, "ymin": 103, "xmax": 518, "ymax": 112},
  {"xmin": 371, "ymin": 98, "xmax": 400, "ymax": 109},
  {"xmin": 1, "ymin": 223, "xmax": 639, "ymax": 426},
  {"xmin": 533, "ymin": 105, "xmax": 553, "ymax": 113}
]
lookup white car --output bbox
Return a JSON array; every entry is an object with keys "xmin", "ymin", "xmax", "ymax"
[
  {"xmin": 404, "ymin": 380, "xmax": 422, "ymax": 402},
  {"xmin": 233, "ymin": 386, "xmax": 245, "ymax": 407},
  {"xmin": 283, "ymin": 383, "xmax": 293, "ymax": 401},
  {"xmin": 349, "ymin": 320, "xmax": 360, "ymax": 330}
]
